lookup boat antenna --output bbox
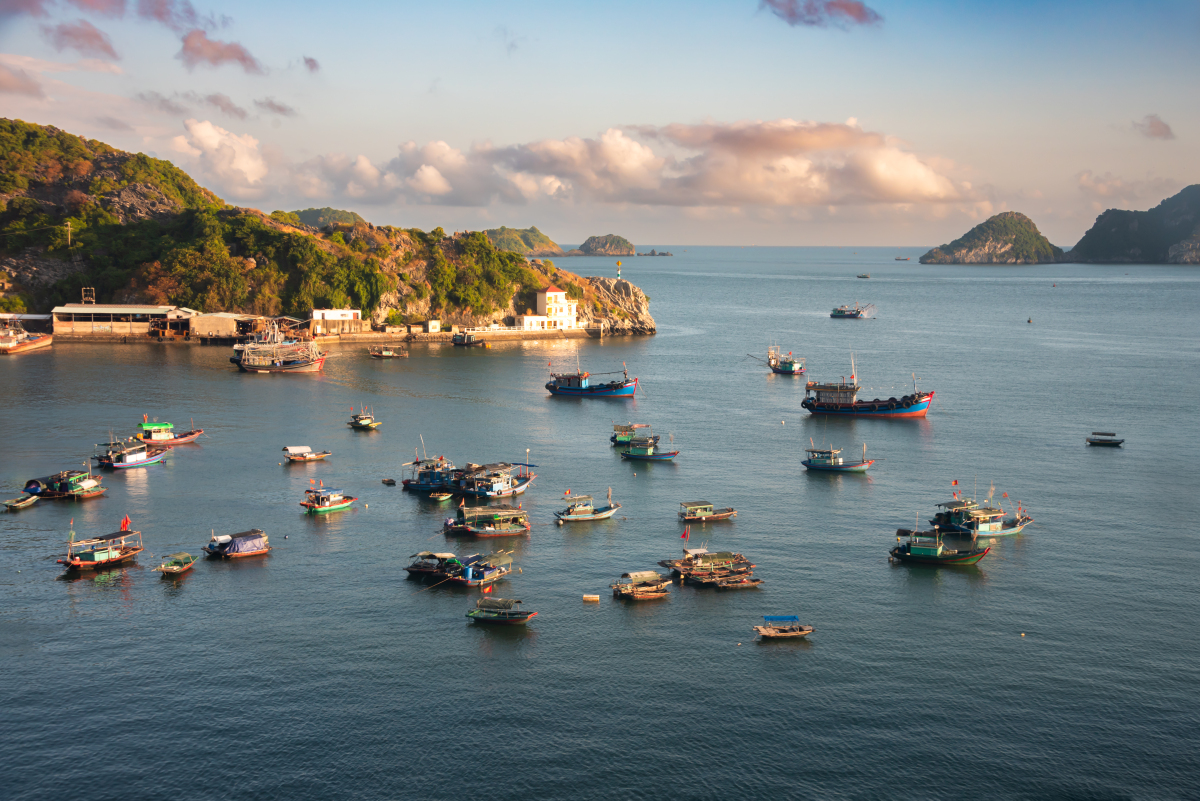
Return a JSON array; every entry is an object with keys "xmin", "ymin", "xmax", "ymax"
[
  {"xmin": 420, "ymin": 434, "xmax": 428, "ymax": 460},
  {"xmin": 607, "ymin": 486, "xmax": 612, "ymax": 504}
]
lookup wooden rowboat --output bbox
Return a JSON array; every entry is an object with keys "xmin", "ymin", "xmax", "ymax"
[
  {"xmin": 155, "ymin": 552, "xmax": 198, "ymax": 577},
  {"xmin": 753, "ymin": 616, "xmax": 814, "ymax": 639},
  {"xmin": 428, "ymin": 492, "xmax": 453, "ymax": 502},
  {"xmin": 4, "ymin": 494, "xmax": 39, "ymax": 510}
]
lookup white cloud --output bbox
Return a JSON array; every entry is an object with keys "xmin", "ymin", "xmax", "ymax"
[{"xmin": 179, "ymin": 118, "xmax": 269, "ymax": 195}]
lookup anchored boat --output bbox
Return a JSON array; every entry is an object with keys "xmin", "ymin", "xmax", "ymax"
[
  {"xmin": 348, "ymin": 407, "xmax": 382, "ymax": 430},
  {"xmin": 444, "ymin": 504, "xmax": 530, "ymax": 537},
  {"xmin": 802, "ymin": 442, "xmax": 874, "ymax": 472},
  {"xmin": 404, "ymin": 551, "xmax": 462, "ymax": 580},
  {"xmin": 447, "ymin": 552, "xmax": 514, "ymax": 586},
  {"xmin": 4, "ymin": 494, "xmax": 38, "ymax": 510},
  {"xmin": 612, "ymin": 571, "xmax": 672, "ymax": 600},
  {"xmin": 611, "ymin": 422, "xmax": 656, "ymax": 446},
  {"xmin": 232, "ymin": 338, "xmax": 326, "ymax": 373},
  {"xmin": 401, "ymin": 452, "xmax": 458, "ymax": 493},
  {"xmin": 155, "ymin": 552, "xmax": 198, "ymax": 577},
  {"xmin": 300, "ymin": 487, "xmax": 357, "ymax": 514},
  {"xmin": 753, "ymin": 616, "xmax": 814, "ymax": 639},
  {"xmin": 94, "ymin": 439, "xmax": 170, "ymax": 469},
  {"xmin": 0, "ymin": 321, "xmax": 52, "ymax": 355},
  {"xmin": 466, "ymin": 597, "xmax": 537, "ymax": 625},
  {"xmin": 452, "ymin": 462, "xmax": 536, "ymax": 498},
  {"xmin": 678, "ymin": 501, "xmax": 737, "ymax": 522},
  {"xmin": 368, "ymin": 344, "xmax": 408, "ymax": 358},
  {"xmin": 620, "ymin": 435, "xmax": 679, "ymax": 462},
  {"xmin": 1086, "ymin": 432, "xmax": 1124, "ymax": 447},
  {"xmin": 546, "ymin": 366, "xmax": 637, "ymax": 397},
  {"xmin": 134, "ymin": 417, "xmax": 203, "ymax": 445},
  {"xmin": 767, "ymin": 344, "xmax": 805, "ymax": 375},
  {"xmin": 203, "ymin": 529, "xmax": 270, "ymax": 558},
  {"xmin": 24, "ymin": 468, "xmax": 106, "ymax": 500},
  {"xmin": 555, "ymin": 490, "xmax": 621, "ymax": 523},
  {"xmin": 889, "ymin": 529, "xmax": 989, "ymax": 566},
  {"xmin": 931, "ymin": 494, "xmax": 1032, "ymax": 538},
  {"xmin": 801, "ymin": 356, "xmax": 934, "ymax": 418},
  {"xmin": 830, "ymin": 302, "xmax": 875, "ymax": 319},
  {"xmin": 282, "ymin": 445, "xmax": 331, "ymax": 463},
  {"xmin": 59, "ymin": 523, "xmax": 143, "ymax": 572}
]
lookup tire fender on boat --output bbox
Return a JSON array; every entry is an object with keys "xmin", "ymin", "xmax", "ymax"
[{"xmin": 902, "ymin": 398, "xmax": 913, "ymax": 408}]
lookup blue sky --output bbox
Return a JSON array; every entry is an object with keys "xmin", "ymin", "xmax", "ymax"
[{"xmin": 1, "ymin": 0, "xmax": 1195, "ymax": 246}]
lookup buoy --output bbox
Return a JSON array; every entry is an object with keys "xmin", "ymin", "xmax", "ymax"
[
  {"xmin": 278, "ymin": 462, "xmax": 282, "ymax": 465},
  {"xmin": 1021, "ymin": 633, "xmax": 1025, "ymax": 637},
  {"xmin": 781, "ymin": 420, "xmax": 785, "ymax": 425},
  {"xmin": 1028, "ymin": 318, "xmax": 1032, "ymax": 324},
  {"xmin": 737, "ymin": 643, "xmax": 742, "ymax": 646},
  {"xmin": 557, "ymin": 519, "xmax": 564, "ymax": 526},
  {"xmin": 583, "ymin": 594, "xmax": 600, "ymax": 602},
  {"xmin": 284, "ymin": 535, "xmax": 288, "ymax": 539},
  {"xmin": 365, "ymin": 503, "xmax": 368, "ymax": 510}
]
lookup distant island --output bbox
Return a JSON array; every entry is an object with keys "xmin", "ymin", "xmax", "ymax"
[
  {"xmin": 920, "ymin": 212, "xmax": 1064, "ymax": 264},
  {"xmin": 483, "ymin": 226, "xmax": 563, "ymax": 257},
  {"xmin": 566, "ymin": 234, "xmax": 635, "ymax": 257},
  {"xmin": 637, "ymin": 249, "xmax": 673, "ymax": 257},
  {"xmin": 1071, "ymin": 185, "xmax": 1200, "ymax": 263}
]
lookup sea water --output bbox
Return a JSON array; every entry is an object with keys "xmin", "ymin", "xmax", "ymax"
[{"xmin": 2, "ymin": 247, "xmax": 1198, "ymax": 799}]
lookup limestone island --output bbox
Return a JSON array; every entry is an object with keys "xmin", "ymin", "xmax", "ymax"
[
  {"xmin": 920, "ymin": 212, "xmax": 1064, "ymax": 264},
  {"xmin": 563, "ymin": 234, "xmax": 636, "ymax": 257},
  {"xmin": 1071, "ymin": 184, "xmax": 1200, "ymax": 264}
]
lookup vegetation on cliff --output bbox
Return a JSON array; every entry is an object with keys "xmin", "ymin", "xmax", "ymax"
[
  {"xmin": 284, "ymin": 207, "xmax": 366, "ymax": 228},
  {"xmin": 920, "ymin": 212, "xmax": 1063, "ymax": 264},
  {"xmin": 1071, "ymin": 185, "xmax": 1200, "ymax": 263},
  {"xmin": 484, "ymin": 226, "xmax": 563, "ymax": 256},
  {"xmin": 579, "ymin": 234, "xmax": 635, "ymax": 256}
]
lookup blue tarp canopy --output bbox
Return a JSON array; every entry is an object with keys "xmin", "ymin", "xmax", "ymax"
[
  {"xmin": 225, "ymin": 533, "xmax": 268, "ymax": 554},
  {"xmin": 763, "ymin": 615, "xmax": 800, "ymax": 623}
]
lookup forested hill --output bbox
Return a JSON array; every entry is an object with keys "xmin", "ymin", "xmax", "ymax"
[
  {"xmin": 0, "ymin": 119, "xmax": 618, "ymax": 328},
  {"xmin": 920, "ymin": 212, "xmax": 1063, "ymax": 264}
]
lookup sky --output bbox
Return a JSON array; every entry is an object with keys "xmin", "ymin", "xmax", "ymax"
[{"xmin": 0, "ymin": 0, "xmax": 1196, "ymax": 247}]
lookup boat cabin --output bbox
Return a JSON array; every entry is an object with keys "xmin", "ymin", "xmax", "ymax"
[
  {"xmin": 406, "ymin": 456, "xmax": 457, "ymax": 488},
  {"xmin": 458, "ymin": 463, "xmax": 519, "ymax": 494},
  {"xmin": 551, "ymin": 371, "xmax": 590, "ymax": 389},
  {"xmin": 62, "ymin": 529, "xmax": 143, "ymax": 568},
  {"xmin": 680, "ymin": 501, "xmax": 715, "ymax": 519},
  {"xmin": 137, "ymin": 422, "xmax": 176, "ymax": 442},
  {"xmin": 805, "ymin": 448, "xmax": 843, "ymax": 465},
  {"xmin": 963, "ymin": 506, "xmax": 1007, "ymax": 534},
  {"xmin": 454, "ymin": 504, "xmax": 529, "ymax": 527},
  {"xmin": 306, "ymin": 487, "xmax": 346, "ymax": 506},
  {"xmin": 623, "ymin": 437, "xmax": 659, "ymax": 456},
  {"xmin": 614, "ymin": 570, "xmax": 668, "ymax": 588},
  {"xmin": 563, "ymin": 495, "xmax": 595, "ymax": 514},
  {"xmin": 805, "ymin": 379, "xmax": 860, "ymax": 405},
  {"xmin": 96, "ymin": 440, "xmax": 154, "ymax": 465},
  {"xmin": 283, "ymin": 445, "xmax": 313, "ymax": 458}
]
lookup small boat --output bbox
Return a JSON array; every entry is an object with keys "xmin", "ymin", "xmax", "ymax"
[
  {"xmin": 451, "ymin": 332, "xmax": 488, "ymax": 347},
  {"xmin": 404, "ymin": 551, "xmax": 462, "ymax": 579},
  {"xmin": 611, "ymin": 422, "xmax": 657, "ymax": 446},
  {"xmin": 890, "ymin": 529, "xmax": 989, "ymax": 566},
  {"xmin": 444, "ymin": 504, "xmax": 530, "ymax": 537},
  {"xmin": 283, "ymin": 445, "xmax": 332, "ymax": 462},
  {"xmin": 0, "ymin": 321, "xmax": 52, "ymax": 355},
  {"xmin": 895, "ymin": 257, "xmax": 910, "ymax": 261},
  {"xmin": 24, "ymin": 469, "xmax": 106, "ymax": 500},
  {"xmin": 620, "ymin": 436, "xmax": 679, "ymax": 462},
  {"xmin": 857, "ymin": 273, "xmax": 870, "ymax": 279},
  {"xmin": 555, "ymin": 491, "xmax": 621, "ymax": 523},
  {"xmin": 546, "ymin": 366, "xmax": 637, "ymax": 398},
  {"xmin": 94, "ymin": 439, "xmax": 170, "ymax": 469},
  {"xmin": 348, "ymin": 408, "xmax": 382, "ymax": 430},
  {"xmin": 802, "ymin": 442, "xmax": 874, "ymax": 472},
  {"xmin": 465, "ymin": 597, "xmax": 537, "ymax": 625},
  {"xmin": 203, "ymin": 529, "xmax": 270, "ymax": 558},
  {"xmin": 678, "ymin": 501, "xmax": 736, "ymax": 522},
  {"xmin": 753, "ymin": 616, "xmax": 814, "ymax": 639},
  {"xmin": 446, "ymin": 552, "xmax": 514, "ymax": 586},
  {"xmin": 611, "ymin": 570, "xmax": 672, "ymax": 600},
  {"xmin": 155, "ymin": 552, "xmax": 198, "ymax": 577},
  {"xmin": 830, "ymin": 302, "xmax": 876, "ymax": 319},
  {"xmin": 135, "ymin": 418, "xmax": 203, "ymax": 446},
  {"xmin": 300, "ymin": 487, "xmax": 357, "ymax": 514},
  {"xmin": 59, "ymin": 524, "xmax": 143, "ymax": 571},
  {"xmin": 766, "ymin": 344, "xmax": 805, "ymax": 375},
  {"xmin": 1086, "ymin": 432, "xmax": 1124, "ymax": 447},
  {"xmin": 428, "ymin": 492, "xmax": 452, "ymax": 502},
  {"xmin": 802, "ymin": 355, "xmax": 934, "ymax": 419},
  {"xmin": 368, "ymin": 344, "xmax": 408, "ymax": 358},
  {"xmin": 4, "ymin": 494, "xmax": 38, "ymax": 510},
  {"xmin": 715, "ymin": 576, "xmax": 763, "ymax": 590}
]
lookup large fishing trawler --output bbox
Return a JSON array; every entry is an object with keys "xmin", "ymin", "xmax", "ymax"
[{"xmin": 801, "ymin": 355, "xmax": 934, "ymax": 419}]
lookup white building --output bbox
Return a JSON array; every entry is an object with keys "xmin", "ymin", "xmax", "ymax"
[
  {"xmin": 311, "ymin": 308, "xmax": 363, "ymax": 335},
  {"xmin": 517, "ymin": 286, "xmax": 578, "ymax": 331}
]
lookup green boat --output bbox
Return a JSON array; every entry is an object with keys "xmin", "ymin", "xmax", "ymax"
[
  {"xmin": 154, "ymin": 552, "xmax": 198, "ymax": 577},
  {"xmin": 4, "ymin": 494, "xmax": 39, "ymax": 510},
  {"xmin": 300, "ymin": 487, "xmax": 358, "ymax": 514},
  {"xmin": 611, "ymin": 422, "xmax": 657, "ymax": 446},
  {"xmin": 348, "ymin": 407, "xmax": 382, "ymax": 430},
  {"xmin": 889, "ymin": 529, "xmax": 989, "ymax": 566},
  {"xmin": 466, "ymin": 597, "xmax": 537, "ymax": 625}
]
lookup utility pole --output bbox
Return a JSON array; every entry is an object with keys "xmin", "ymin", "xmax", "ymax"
[{"xmin": 66, "ymin": 221, "xmax": 71, "ymax": 247}]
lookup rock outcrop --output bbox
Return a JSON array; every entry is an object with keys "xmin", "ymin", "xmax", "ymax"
[
  {"xmin": 1071, "ymin": 185, "xmax": 1200, "ymax": 263},
  {"xmin": 921, "ymin": 212, "xmax": 1064, "ymax": 264},
  {"xmin": 578, "ymin": 234, "xmax": 635, "ymax": 256},
  {"xmin": 2, "ymin": 247, "xmax": 89, "ymax": 289},
  {"xmin": 581, "ymin": 276, "xmax": 655, "ymax": 335}
]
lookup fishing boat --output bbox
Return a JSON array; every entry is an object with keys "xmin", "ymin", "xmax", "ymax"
[
  {"xmin": 232, "ymin": 339, "xmax": 326, "ymax": 373},
  {"xmin": 368, "ymin": 344, "xmax": 408, "ymax": 358},
  {"xmin": 451, "ymin": 462, "xmax": 536, "ymax": 498},
  {"xmin": 611, "ymin": 571, "xmax": 672, "ymax": 600},
  {"xmin": 24, "ymin": 468, "xmax": 106, "ymax": 500},
  {"xmin": 714, "ymin": 576, "xmax": 763, "ymax": 590},
  {"xmin": 348, "ymin": 408, "xmax": 382, "ymax": 430},
  {"xmin": 203, "ymin": 529, "xmax": 270, "ymax": 558},
  {"xmin": 546, "ymin": 366, "xmax": 637, "ymax": 397},
  {"xmin": 428, "ymin": 492, "xmax": 453, "ymax": 502},
  {"xmin": 451, "ymin": 332, "xmax": 488, "ymax": 347},
  {"xmin": 466, "ymin": 597, "xmax": 537, "ymax": 625},
  {"xmin": 446, "ymin": 552, "xmax": 514, "ymax": 586},
  {"xmin": 134, "ymin": 418, "xmax": 204, "ymax": 445},
  {"xmin": 801, "ymin": 356, "xmax": 934, "ymax": 418},
  {"xmin": 94, "ymin": 439, "xmax": 170, "ymax": 469},
  {"xmin": 611, "ymin": 422, "xmax": 657, "ymax": 446},
  {"xmin": 4, "ymin": 494, "xmax": 38, "ymax": 510},
  {"xmin": 154, "ymin": 552, "xmax": 198, "ymax": 577},
  {"xmin": 620, "ymin": 436, "xmax": 679, "ymax": 462},
  {"xmin": 444, "ymin": 504, "xmax": 530, "ymax": 537},
  {"xmin": 766, "ymin": 344, "xmax": 805, "ymax": 375},
  {"xmin": 857, "ymin": 273, "xmax": 870, "ymax": 279},
  {"xmin": 300, "ymin": 487, "xmax": 357, "ymax": 514},
  {"xmin": 830, "ymin": 301, "xmax": 876, "ymax": 319},
  {"xmin": 555, "ymin": 490, "xmax": 621, "ymax": 523},
  {"xmin": 753, "ymin": 616, "xmax": 814, "ymax": 639},
  {"xmin": 895, "ymin": 257, "xmax": 910, "ymax": 261},
  {"xmin": 404, "ymin": 551, "xmax": 462, "ymax": 579},
  {"xmin": 0, "ymin": 321, "xmax": 52, "ymax": 355},
  {"xmin": 59, "ymin": 524, "xmax": 143, "ymax": 571},
  {"xmin": 802, "ymin": 442, "xmax": 874, "ymax": 472},
  {"xmin": 931, "ymin": 497, "xmax": 1033, "ymax": 538},
  {"xmin": 889, "ymin": 529, "xmax": 989, "ymax": 566},
  {"xmin": 659, "ymin": 548, "xmax": 753, "ymax": 579},
  {"xmin": 1086, "ymin": 432, "xmax": 1124, "ymax": 447},
  {"xmin": 282, "ymin": 445, "xmax": 332, "ymax": 463},
  {"xmin": 401, "ymin": 454, "xmax": 458, "ymax": 493},
  {"xmin": 678, "ymin": 501, "xmax": 736, "ymax": 522}
]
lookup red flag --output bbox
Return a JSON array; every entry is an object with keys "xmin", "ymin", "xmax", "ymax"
[
  {"xmin": 319, "ymin": 480, "xmax": 323, "ymax": 487},
  {"xmin": 681, "ymin": 526, "xmax": 690, "ymax": 541},
  {"xmin": 310, "ymin": 479, "xmax": 316, "ymax": 485},
  {"xmin": 483, "ymin": 585, "xmax": 493, "ymax": 593},
  {"xmin": 951, "ymin": 479, "xmax": 958, "ymax": 486},
  {"xmin": 1002, "ymin": 492, "xmax": 1008, "ymax": 498},
  {"xmin": 565, "ymin": 489, "xmax": 570, "ymax": 495},
  {"xmin": 70, "ymin": 518, "xmax": 73, "ymax": 526}
]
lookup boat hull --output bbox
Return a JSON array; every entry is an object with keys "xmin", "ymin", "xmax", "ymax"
[
  {"xmin": 802, "ymin": 459, "xmax": 874, "ymax": 472},
  {"xmin": 466, "ymin": 610, "xmax": 537, "ymax": 625},
  {"xmin": 349, "ymin": 422, "xmax": 382, "ymax": 430},
  {"xmin": 301, "ymin": 498, "xmax": 357, "ymax": 514},
  {"xmin": 1086, "ymin": 439, "xmax": 1124, "ymax": 447},
  {"xmin": 138, "ymin": 430, "xmax": 203, "ymax": 446},
  {"xmin": 446, "ymin": 525, "xmax": 530, "ymax": 538},
  {"xmin": 890, "ymin": 545, "xmax": 990, "ymax": 566},
  {"xmin": 680, "ymin": 510, "xmax": 737, "ymax": 522},
  {"xmin": 233, "ymin": 355, "xmax": 326, "ymax": 373},
  {"xmin": 4, "ymin": 495, "xmax": 39, "ymax": 510},
  {"xmin": 620, "ymin": 451, "xmax": 679, "ymax": 461},
  {"xmin": 803, "ymin": 392, "xmax": 934, "ymax": 419},
  {"xmin": 547, "ymin": 379, "xmax": 637, "ymax": 398},
  {"xmin": 61, "ymin": 548, "xmax": 142, "ymax": 571},
  {"xmin": 285, "ymin": 453, "xmax": 330, "ymax": 462},
  {"xmin": 769, "ymin": 365, "xmax": 805, "ymax": 375},
  {"xmin": 556, "ymin": 504, "xmax": 620, "ymax": 522},
  {"xmin": 96, "ymin": 449, "xmax": 169, "ymax": 469},
  {"xmin": 160, "ymin": 562, "xmax": 196, "ymax": 577},
  {"xmin": 1, "ymin": 334, "xmax": 52, "ymax": 354}
]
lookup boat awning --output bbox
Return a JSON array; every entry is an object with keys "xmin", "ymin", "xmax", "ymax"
[
  {"xmin": 567, "ymin": 495, "xmax": 593, "ymax": 503},
  {"xmin": 283, "ymin": 446, "xmax": 313, "ymax": 454},
  {"xmin": 621, "ymin": 571, "xmax": 662, "ymax": 582},
  {"xmin": 138, "ymin": 422, "xmax": 173, "ymax": 431},
  {"xmin": 410, "ymin": 551, "xmax": 456, "ymax": 559},
  {"xmin": 163, "ymin": 552, "xmax": 192, "ymax": 560},
  {"xmin": 682, "ymin": 549, "xmax": 710, "ymax": 556},
  {"xmin": 309, "ymin": 488, "xmax": 342, "ymax": 495},
  {"xmin": 482, "ymin": 553, "xmax": 514, "ymax": 567},
  {"xmin": 937, "ymin": 500, "xmax": 978, "ymax": 510},
  {"xmin": 230, "ymin": 529, "xmax": 265, "ymax": 539},
  {"xmin": 680, "ymin": 501, "xmax": 713, "ymax": 509},
  {"xmin": 763, "ymin": 615, "xmax": 800, "ymax": 623},
  {"xmin": 476, "ymin": 598, "xmax": 519, "ymax": 610},
  {"xmin": 86, "ymin": 530, "xmax": 139, "ymax": 543}
]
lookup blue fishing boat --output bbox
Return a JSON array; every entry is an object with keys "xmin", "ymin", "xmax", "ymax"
[
  {"xmin": 620, "ymin": 436, "xmax": 679, "ymax": 462},
  {"xmin": 801, "ymin": 356, "xmax": 935, "ymax": 419},
  {"xmin": 801, "ymin": 442, "xmax": 874, "ymax": 472},
  {"xmin": 452, "ymin": 462, "xmax": 537, "ymax": 498},
  {"xmin": 94, "ymin": 439, "xmax": 169, "ymax": 469},
  {"xmin": 446, "ymin": 552, "xmax": 514, "ymax": 586},
  {"xmin": 890, "ymin": 528, "xmax": 989, "ymax": 566},
  {"xmin": 767, "ymin": 344, "xmax": 805, "ymax": 375},
  {"xmin": 546, "ymin": 366, "xmax": 637, "ymax": 397},
  {"xmin": 401, "ymin": 454, "xmax": 458, "ymax": 493}
]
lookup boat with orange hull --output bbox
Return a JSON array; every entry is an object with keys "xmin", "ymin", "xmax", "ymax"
[
  {"xmin": 155, "ymin": 552, "xmax": 198, "ymax": 577},
  {"xmin": 135, "ymin": 418, "xmax": 204, "ymax": 445},
  {"xmin": 59, "ymin": 525, "xmax": 143, "ymax": 572},
  {"xmin": 0, "ymin": 321, "xmax": 52, "ymax": 355},
  {"xmin": 203, "ymin": 529, "xmax": 270, "ymax": 558},
  {"xmin": 802, "ymin": 356, "xmax": 934, "ymax": 419}
]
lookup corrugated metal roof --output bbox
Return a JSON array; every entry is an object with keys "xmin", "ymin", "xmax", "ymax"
[
  {"xmin": 52, "ymin": 304, "xmax": 182, "ymax": 315},
  {"xmin": 0, "ymin": 313, "xmax": 52, "ymax": 320}
]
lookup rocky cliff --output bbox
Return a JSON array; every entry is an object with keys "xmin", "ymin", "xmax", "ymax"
[
  {"xmin": 580, "ymin": 277, "xmax": 655, "ymax": 335},
  {"xmin": 1071, "ymin": 185, "xmax": 1200, "ymax": 263},
  {"xmin": 921, "ymin": 212, "xmax": 1064, "ymax": 264}
]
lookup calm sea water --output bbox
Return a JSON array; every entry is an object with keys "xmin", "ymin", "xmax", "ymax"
[{"xmin": 3, "ymin": 247, "xmax": 1199, "ymax": 800}]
